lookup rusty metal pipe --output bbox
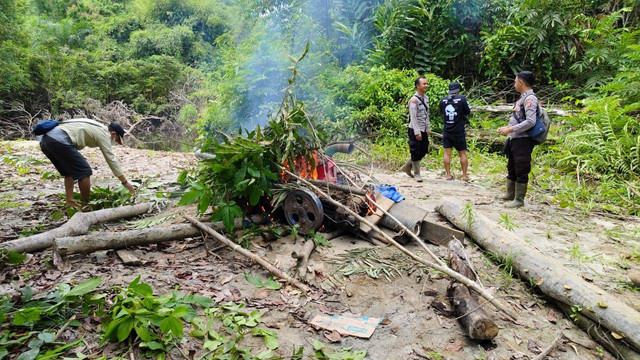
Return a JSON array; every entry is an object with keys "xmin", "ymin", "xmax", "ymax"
[{"xmin": 324, "ymin": 142, "xmax": 355, "ymax": 157}]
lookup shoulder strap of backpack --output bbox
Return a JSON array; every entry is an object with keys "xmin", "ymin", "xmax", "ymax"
[{"xmin": 413, "ymin": 95, "xmax": 428, "ymax": 110}]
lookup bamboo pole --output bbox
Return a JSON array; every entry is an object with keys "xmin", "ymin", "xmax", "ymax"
[{"xmin": 283, "ymin": 169, "xmax": 517, "ymax": 319}]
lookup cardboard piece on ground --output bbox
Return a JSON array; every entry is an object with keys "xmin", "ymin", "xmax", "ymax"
[
  {"xmin": 310, "ymin": 313, "xmax": 383, "ymax": 338},
  {"xmin": 359, "ymin": 192, "xmax": 395, "ymax": 234}
]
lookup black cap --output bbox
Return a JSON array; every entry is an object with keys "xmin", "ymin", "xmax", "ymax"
[
  {"xmin": 108, "ymin": 122, "xmax": 125, "ymax": 145},
  {"xmin": 448, "ymin": 81, "xmax": 462, "ymax": 95}
]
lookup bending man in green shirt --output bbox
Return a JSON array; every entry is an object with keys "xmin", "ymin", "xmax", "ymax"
[{"xmin": 39, "ymin": 118, "xmax": 135, "ymax": 209}]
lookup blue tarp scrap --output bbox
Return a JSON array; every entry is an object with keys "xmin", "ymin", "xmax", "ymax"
[{"xmin": 375, "ymin": 185, "xmax": 404, "ymax": 203}]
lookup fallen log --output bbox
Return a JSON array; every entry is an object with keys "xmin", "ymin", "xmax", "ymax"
[
  {"xmin": 53, "ymin": 219, "xmax": 243, "ymax": 255},
  {"xmin": 470, "ymin": 104, "xmax": 574, "ymax": 117},
  {"xmin": 184, "ymin": 215, "xmax": 311, "ymax": 294},
  {"xmin": 284, "ymin": 169, "xmax": 518, "ymax": 319},
  {"xmin": 436, "ymin": 199, "xmax": 640, "ymax": 352},
  {"xmin": 1, "ymin": 203, "xmax": 153, "ymax": 253},
  {"xmin": 447, "ymin": 239, "xmax": 498, "ymax": 340}
]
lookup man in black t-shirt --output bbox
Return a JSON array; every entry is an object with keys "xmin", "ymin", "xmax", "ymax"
[{"xmin": 439, "ymin": 82, "xmax": 471, "ymax": 180}]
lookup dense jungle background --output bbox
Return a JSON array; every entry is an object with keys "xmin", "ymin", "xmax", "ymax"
[{"xmin": 1, "ymin": 0, "xmax": 640, "ymax": 216}]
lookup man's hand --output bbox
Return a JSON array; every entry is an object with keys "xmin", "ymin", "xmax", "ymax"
[
  {"xmin": 124, "ymin": 182, "xmax": 135, "ymax": 194},
  {"xmin": 497, "ymin": 126, "xmax": 513, "ymax": 136},
  {"xmin": 415, "ymin": 133, "xmax": 423, "ymax": 141},
  {"xmin": 427, "ymin": 130, "xmax": 431, "ymax": 137}
]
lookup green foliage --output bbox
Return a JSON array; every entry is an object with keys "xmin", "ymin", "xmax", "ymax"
[
  {"xmin": 179, "ymin": 46, "xmax": 325, "ymax": 232},
  {"xmin": 461, "ymin": 203, "xmax": 475, "ymax": 230},
  {"xmin": 0, "ymin": 278, "xmax": 103, "ymax": 359},
  {"xmin": 78, "ymin": 185, "xmax": 135, "ymax": 210},
  {"xmin": 498, "ymin": 213, "xmax": 519, "ymax": 232},
  {"xmin": 369, "ymin": 0, "xmax": 493, "ymax": 77},
  {"xmin": 0, "ymin": 0, "xmax": 230, "ymax": 115},
  {"xmin": 313, "ymin": 340, "xmax": 367, "ymax": 360},
  {"xmin": 244, "ymin": 273, "xmax": 282, "ymax": 290},
  {"xmin": 562, "ymin": 97, "xmax": 640, "ymax": 178},
  {"xmin": 199, "ymin": 302, "xmax": 278, "ymax": 359},
  {"xmin": 0, "ymin": 250, "xmax": 26, "ymax": 265},
  {"xmin": 316, "ymin": 66, "xmax": 449, "ymax": 136},
  {"xmin": 100, "ymin": 276, "xmax": 206, "ymax": 357}
]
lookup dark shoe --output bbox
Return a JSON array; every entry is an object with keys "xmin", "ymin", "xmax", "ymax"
[
  {"xmin": 496, "ymin": 179, "xmax": 515, "ymax": 201},
  {"xmin": 505, "ymin": 182, "xmax": 527, "ymax": 208},
  {"xmin": 400, "ymin": 159, "xmax": 414, "ymax": 178},
  {"xmin": 412, "ymin": 161, "xmax": 423, "ymax": 182}
]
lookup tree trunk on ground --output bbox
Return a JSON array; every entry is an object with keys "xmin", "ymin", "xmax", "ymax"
[
  {"xmin": 0, "ymin": 203, "xmax": 153, "ymax": 253},
  {"xmin": 184, "ymin": 215, "xmax": 311, "ymax": 294},
  {"xmin": 447, "ymin": 239, "xmax": 498, "ymax": 340},
  {"xmin": 436, "ymin": 199, "xmax": 640, "ymax": 352},
  {"xmin": 53, "ymin": 219, "xmax": 244, "ymax": 255}
]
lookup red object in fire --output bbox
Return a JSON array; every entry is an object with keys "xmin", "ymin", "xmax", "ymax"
[{"xmin": 316, "ymin": 158, "xmax": 337, "ymax": 182}]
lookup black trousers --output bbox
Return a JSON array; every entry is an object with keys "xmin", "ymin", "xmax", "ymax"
[
  {"xmin": 504, "ymin": 137, "xmax": 534, "ymax": 183},
  {"xmin": 408, "ymin": 128, "xmax": 429, "ymax": 161},
  {"xmin": 40, "ymin": 135, "xmax": 93, "ymax": 180}
]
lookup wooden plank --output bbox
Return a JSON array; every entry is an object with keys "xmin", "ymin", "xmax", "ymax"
[
  {"xmin": 116, "ymin": 249, "xmax": 142, "ymax": 266},
  {"xmin": 359, "ymin": 192, "xmax": 395, "ymax": 234},
  {"xmin": 420, "ymin": 220, "xmax": 465, "ymax": 246}
]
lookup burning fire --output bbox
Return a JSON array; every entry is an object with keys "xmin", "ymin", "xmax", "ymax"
[
  {"xmin": 280, "ymin": 152, "xmax": 319, "ymax": 182},
  {"xmin": 365, "ymin": 191, "xmax": 377, "ymax": 216}
]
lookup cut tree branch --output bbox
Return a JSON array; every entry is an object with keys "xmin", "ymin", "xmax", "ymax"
[
  {"xmin": 1, "ymin": 203, "xmax": 153, "ymax": 253},
  {"xmin": 53, "ymin": 219, "xmax": 243, "ymax": 255}
]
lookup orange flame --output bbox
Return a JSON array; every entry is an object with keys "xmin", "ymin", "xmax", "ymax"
[{"xmin": 279, "ymin": 152, "xmax": 319, "ymax": 183}]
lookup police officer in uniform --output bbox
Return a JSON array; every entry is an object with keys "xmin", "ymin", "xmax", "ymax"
[
  {"xmin": 439, "ymin": 81, "xmax": 471, "ymax": 180},
  {"xmin": 400, "ymin": 76, "xmax": 430, "ymax": 182},
  {"xmin": 496, "ymin": 71, "xmax": 538, "ymax": 208}
]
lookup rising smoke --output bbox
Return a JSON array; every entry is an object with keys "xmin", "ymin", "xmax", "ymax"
[{"xmin": 235, "ymin": 0, "xmax": 377, "ymax": 133}]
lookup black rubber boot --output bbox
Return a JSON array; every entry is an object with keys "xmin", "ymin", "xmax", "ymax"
[
  {"xmin": 400, "ymin": 159, "xmax": 413, "ymax": 178},
  {"xmin": 505, "ymin": 182, "xmax": 527, "ymax": 208},
  {"xmin": 496, "ymin": 179, "xmax": 516, "ymax": 201}
]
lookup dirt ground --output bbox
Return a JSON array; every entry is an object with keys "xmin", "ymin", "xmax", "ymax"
[{"xmin": 1, "ymin": 140, "xmax": 639, "ymax": 359}]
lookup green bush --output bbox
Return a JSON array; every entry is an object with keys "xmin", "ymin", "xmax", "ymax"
[{"xmin": 314, "ymin": 65, "xmax": 450, "ymax": 137}]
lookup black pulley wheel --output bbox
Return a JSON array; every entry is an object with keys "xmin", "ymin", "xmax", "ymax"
[{"xmin": 283, "ymin": 189, "xmax": 324, "ymax": 234}]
